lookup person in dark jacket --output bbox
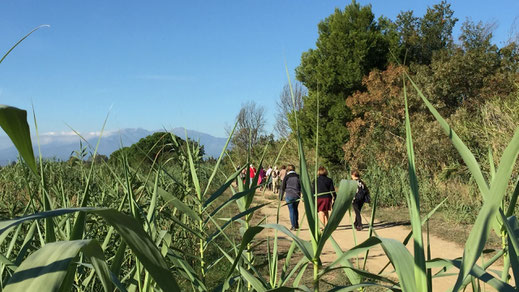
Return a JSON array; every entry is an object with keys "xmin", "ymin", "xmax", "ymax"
[
  {"xmin": 280, "ymin": 164, "xmax": 301, "ymax": 230},
  {"xmin": 351, "ymin": 170, "xmax": 369, "ymax": 231},
  {"xmin": 313, "ymin": 166, "xmax": 336, "ymax": 227}
]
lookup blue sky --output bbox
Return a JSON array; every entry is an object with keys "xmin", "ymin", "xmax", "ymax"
[{"xmin": 1, "ymin": 0, "xmax": 517, "ymax": 138}]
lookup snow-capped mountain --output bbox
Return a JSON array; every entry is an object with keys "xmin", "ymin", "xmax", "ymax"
[{"xmin": 0, "ymin": 128, "xmax": 229, "ymax": 165}]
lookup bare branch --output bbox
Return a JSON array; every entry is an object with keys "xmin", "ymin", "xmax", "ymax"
[
  {"xmin": 275, "ymin": 81, "xmax": 306, "ymax": 138},
  {"xmin": 233, "ymin": 101, "xmax": 266, "ymax": 149}
]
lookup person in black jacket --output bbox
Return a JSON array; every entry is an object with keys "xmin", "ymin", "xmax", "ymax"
[
  {"xmin": 280, "ymin": 164, "xmax": 301, "ymax": 230},
  {"xmin": 313, "ymin": 166, "xmax": 336, "ymax": 227},
  {"xmin": 351, "ymin": 170, "xmax": 369, "ymax": 231}
]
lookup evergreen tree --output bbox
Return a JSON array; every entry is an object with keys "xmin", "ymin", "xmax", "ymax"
[
  {"xmin": 295, "ymin": 0, "xmax": 389, "ymax": 165},
  {"xmin": 419, "ymin": 0, "xmax": 457, "ymax": 64}
]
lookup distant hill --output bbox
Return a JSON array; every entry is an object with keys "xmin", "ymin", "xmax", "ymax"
[
  {"xmin": 0, "ymin": 128, "xmax": 229, "ymax": 165},
  {"xmin": 170, "ymin": 127, "xmax": 230, "ymax": 159}
]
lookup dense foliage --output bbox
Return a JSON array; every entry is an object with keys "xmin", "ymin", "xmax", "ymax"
[{"xmin": 288, "ymin": 0, "xmax": 519, "ymax": 220}]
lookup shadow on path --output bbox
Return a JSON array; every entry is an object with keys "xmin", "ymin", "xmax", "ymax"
[{"xmin": 335, "ymin": 220, "xmax": 411, "ymax": 231}]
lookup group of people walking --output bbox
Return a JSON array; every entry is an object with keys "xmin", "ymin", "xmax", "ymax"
[
  {"xmin": 239, "ymin": 163, "xmax": 371, "ymax": 232},
  {"xmin": 241, "ymin": 164, "xmax": 288, "ymax": 193},
  {"xmin": 278, "ymin": 165, "xmax": 370, "ymax": 232}
]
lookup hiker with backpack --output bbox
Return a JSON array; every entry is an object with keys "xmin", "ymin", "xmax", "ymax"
[{"xmin": 351, "ymin": 170, "xmax": 370, "ymax": 231}]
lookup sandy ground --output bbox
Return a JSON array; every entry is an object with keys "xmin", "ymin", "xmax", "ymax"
[{"xmin": 254, "ymin": 190, "xmax": 504, "ymax": 292}]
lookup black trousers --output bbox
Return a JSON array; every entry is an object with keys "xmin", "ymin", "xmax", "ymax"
[{"xmin": 352, "ymin": 201, "xmax": 364, "ymax": 229}]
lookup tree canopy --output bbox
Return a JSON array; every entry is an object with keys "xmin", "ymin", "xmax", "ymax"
[
  {"xmin": 289, "ymin": 0, "xmax": 518, "ymax": 172},
  {"xmin": 295, "ymin": 0, "xmax": 390, "ymax": 165}
]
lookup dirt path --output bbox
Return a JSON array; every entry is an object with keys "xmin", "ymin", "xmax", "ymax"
[{"xmin": 255, "ymin": 190, "xmax": 502, "ymax": 291}]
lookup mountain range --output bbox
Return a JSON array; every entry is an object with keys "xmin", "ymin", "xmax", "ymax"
[{"xmin": 0, "ymin": 128, "xmax": 229, "ymax": 165}]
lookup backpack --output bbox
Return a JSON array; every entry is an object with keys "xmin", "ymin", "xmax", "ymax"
[{"xmin": 355, "ymin": 180, "xmax": 371, "ymax": 203}]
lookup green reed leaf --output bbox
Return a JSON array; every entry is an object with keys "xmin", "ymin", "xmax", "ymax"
[
  {"xmin": 428, "ymin": 258, "xmax": 515, "ymax": 292},
  {"xmin": 403, "ymin": 79, "xmax": 427, "ymax": 291},
  {"xmin": 327, "ymin": 236, "xmax": 416, "ymax": 292},
  {"xmin": 5, "ymin": 240, "xmax": 112, "ymax": 292},
  {"xmin": 0, "ymin": 208, "xmax": 181, "ymax": 291},
  {"xmin": 0, "ymin": 25, "xmax": 49, "ymax": 65},
  {"xmin": 406, "ymin": 74, "xmax": 490, "ymax": 199},
  {"xmin": 0, "ymin": 106, "xmax": 36, "ymax": 174},
  {"xmin": 453, "ymin": 128, "xmax": 519, "ymax": 290}
]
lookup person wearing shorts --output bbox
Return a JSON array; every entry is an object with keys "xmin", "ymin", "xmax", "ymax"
[{"xmin": 314, "ymin": 166, "xmax": 335, "ymax": 228}]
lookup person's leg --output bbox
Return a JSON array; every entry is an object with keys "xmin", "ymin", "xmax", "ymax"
[
  {"xmin": 353, "ymin": 202, "xmax": 361, "ymax": 230},
  {"xmin": 354, "ymin": 202, "xmax": 364, "ymax": 230},
  {"xmin": 319, "ymin": 211, "xmax": 324, "ymax": 225},
  {"xmin": 358, "ymin": 202, "xmax": 364, "ymax": 230},
  {"xmin": 293, "ymin": 201, "xmax": 299, "ymax": 229},
  {"xmin": 324, "ymin": 211, "xmax": 329, "ymax": 226},
  {"xmin": 287, "ymin": 202, "xmax": 296, "ymax": 229},
  {"xmin": 322, "ymin": 198, "xmax": 332, "ymax": 226},
  {"xmin": 318, "ymin": 211, "xmax": 327, "ymax": 227}
]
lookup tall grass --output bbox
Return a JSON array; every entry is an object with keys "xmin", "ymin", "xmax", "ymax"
[{"xmin": 1, "ymin": 27, "xmax": 519, "ymax": 292}]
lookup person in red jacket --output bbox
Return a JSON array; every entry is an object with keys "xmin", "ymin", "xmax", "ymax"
[{"xmin": 249, "ymin": 164, "xmax": 256, "ymax": 186}]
